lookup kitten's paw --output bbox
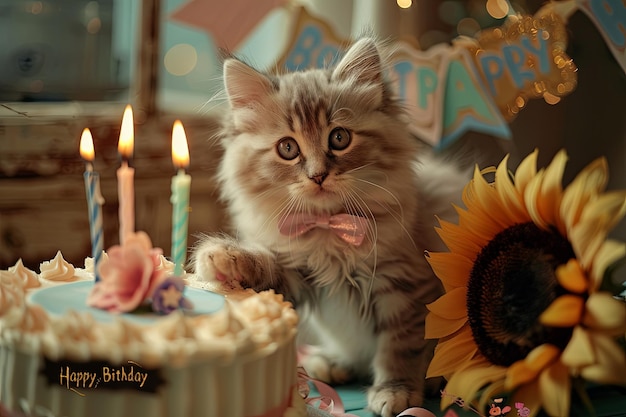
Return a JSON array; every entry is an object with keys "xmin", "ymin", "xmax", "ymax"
[
  {"xmin": 192, "ymin": 240, "xmax": 258, "ymax": 290},
  {"xmin": 302, "ymin": 353, "xmax": 353, "ymax": 385},
  {"xmin": 367, "ymin": 383, "xmax": 423, "ymax": 417}
]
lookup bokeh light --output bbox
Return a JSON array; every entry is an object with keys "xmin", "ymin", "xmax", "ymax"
[
  {"xmin": 486, "ymin": 0, "xmax": 510, "ymax": 19},
  {"xmin": 164, "ymin": 44, "xmax": 198, "ymax": 77},
  {"xmin": 457, "ymin": 17, "xmax": 481, "ymax": 37}
]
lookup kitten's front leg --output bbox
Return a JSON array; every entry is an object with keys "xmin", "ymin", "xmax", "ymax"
[
  {"xmin": 191, "ymin": 234, "xmax": 279, "ymax": 292},
  {"xmin": 367, "ymin": 305, "xmax": 436, "ymax": 417}
]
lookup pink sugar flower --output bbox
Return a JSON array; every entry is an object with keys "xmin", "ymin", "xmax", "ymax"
[{"xmin": 87, "ymin": 231, "xmax": 167, "ymax": 313}]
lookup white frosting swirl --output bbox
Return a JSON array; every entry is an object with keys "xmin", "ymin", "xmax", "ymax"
[
  {"xmin": 0, "ymin": 271, "xmax": 26, "ymax": 327},
  {"xmin": 155, "ymin": 254, "xmax": 177, "ymax": 275},
  {"xmin": 39, "ymin": 251, "xmax": 76, "ymax": 282},
  {"xmin": 1, "ymin": 252, "xmax": 300, "ymax": 417},
  {"xmin": 84, "ymin": 252, "xmax": 109, "ymax": 273},
  {"xmin": 2, "ymin": 273, "xmax": 296, "ymax": 366},
  {"xmin": 8, "ymin": 259, "xmax": 40, "ymax": 289}
]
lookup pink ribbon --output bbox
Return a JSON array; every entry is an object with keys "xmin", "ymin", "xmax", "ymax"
[
  {"xmin": 396, "ymin": 408, "xmax": 438, "ymax": 417},
  {"xmin": 297, "ymin": 367, "xmax": 438, "ymax": 417},
  {"xmin": 279, "ymin": 213, "xmax": 369, "ymax": 246},
  {"xmin": 297, "ymin": 367, "xmax": 359, "ymax": 417}
]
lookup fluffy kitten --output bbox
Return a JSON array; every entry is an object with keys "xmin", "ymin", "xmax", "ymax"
[{"xmin": 192, "ymin": 38, "xmax": 466, "ymax": 417}]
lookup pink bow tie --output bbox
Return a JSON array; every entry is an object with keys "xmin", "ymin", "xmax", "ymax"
[{"xmin": 278, "ymin": 213, "xmax": 369, "ymax": 246}]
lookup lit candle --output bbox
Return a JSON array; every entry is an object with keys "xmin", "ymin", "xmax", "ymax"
[
  {"xmin": 117, "ymin": 104, "xmax": 135, "ymax": 245},
  {"xmin": 79, "ymin": 128, "xmax": 105, "ymax": 282},
  {"xmin": 170, "ymin": 120, "xmax": 191, "ymax": 276}
]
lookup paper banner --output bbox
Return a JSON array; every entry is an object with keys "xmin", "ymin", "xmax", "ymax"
[
  {"xmin": 387, "ymin": 42, "xmax": 450, "ymax": 147},
  {"xmin": 170, "ymin": 0, "xmax": 288, "ymax": 49},
  {"xmin": 440, "ymin": 46, "xmax": 511, "ymax": 149},
  {"xmin": 462, "ymin": 12, "xmax": 578, "ymax": 120},
  {"xmin": 577, "ymin": 0, "xmax": 626, "ymax": 74},
  {"xmin": 276, "ymin": 7, "xmax": 512, "ymax": 148},
  {"xmin": 276, "ymin": 6, "xmax": 349, "ymax": 72}
]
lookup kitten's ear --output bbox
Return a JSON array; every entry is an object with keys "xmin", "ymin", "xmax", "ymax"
[
  {"xmin": 332, "ymin": 38, "xmax": 383, "ymax": 85},
  {"xmin": 223, "ymin": 59, "xmax": 274, "ymax": 109}
]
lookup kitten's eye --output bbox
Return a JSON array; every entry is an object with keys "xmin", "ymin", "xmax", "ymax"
[
  {"xmin": 329, "ymin": 127, "xmax": 351, "ymax": 151},
  {"xmin": 277, "ymin": 137, "xmax": 300, "ymax": 160}
]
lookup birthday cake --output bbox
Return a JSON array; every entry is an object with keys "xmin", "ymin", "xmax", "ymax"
[{"xmin": 0, "ymin": 248, "xmax": 303, "ymax": 417}]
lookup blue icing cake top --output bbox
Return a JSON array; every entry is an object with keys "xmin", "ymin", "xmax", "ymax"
[{"xmin": 29, "ymin": 281, "xmax": 225, "ymax": 325}]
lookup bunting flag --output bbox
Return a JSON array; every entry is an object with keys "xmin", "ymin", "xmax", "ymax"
[
  {"xmin": 461, "ymin": 11, "xmax": 577, "ymax": 120},
  {"xmin": 273, "ymin": 5, "xmax": 579, "ymax": 149},
  {"xmin": 278, "ymin": 6, "xmax": 348, "ymax": 72},
  {"xmin": 439, "ymin": 46, "xmax": 511, "ymax": 149},
  {"xmin": 276, "ymin": 7, "xmax": 519, "ymax": 148},
  {"xmin": 577, "ymin": 0, "xmax": 626, "ymax": 74},
  {"xmin": 388, "ymin": 42, "xmax": 451, "ymax": 147},
  {"xmin": 170, "ymin": 0, "xmax": 288, "ymax": 49},
  {"xmin": 171, "ymin": 0, "xmax": 626, "ymax": 149}
]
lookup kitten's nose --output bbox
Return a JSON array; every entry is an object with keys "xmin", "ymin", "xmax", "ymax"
[{"xmin": 310, "ymin": 173, "xmax": 328, "ymax": 185}]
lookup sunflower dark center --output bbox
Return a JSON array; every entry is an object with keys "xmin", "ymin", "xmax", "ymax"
[{"xmin": 467, "ymin": 222, "xmax": 576, "ymax": 366}]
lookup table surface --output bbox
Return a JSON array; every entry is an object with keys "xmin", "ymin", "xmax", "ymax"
[{"xmin": 306, "ymin": 383, "xmax": 626, "ymax": 417}]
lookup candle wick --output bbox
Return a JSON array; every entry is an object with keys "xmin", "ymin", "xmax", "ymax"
[{"xmin": 86, "ymin": 161, "xmax": 94, "ymax": 172}]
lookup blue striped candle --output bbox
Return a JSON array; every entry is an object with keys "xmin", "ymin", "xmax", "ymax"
[
  {"xmin": 170, "ymin": 121, "xmax": 191, "ymax": 276},
  {"xmin": 80, "ymin": 128, "xmax": 105, "ymax": 282}
]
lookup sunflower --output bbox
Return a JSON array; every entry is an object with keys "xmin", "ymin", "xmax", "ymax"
[{"xmin": 425, "ymin": 149, "xmax": 626, "ymax": 417}]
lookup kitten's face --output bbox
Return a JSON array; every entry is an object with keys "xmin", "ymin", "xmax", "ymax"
[{"xmin": 220, "ymin": 39, "xmax": 417, "ymax": 220}]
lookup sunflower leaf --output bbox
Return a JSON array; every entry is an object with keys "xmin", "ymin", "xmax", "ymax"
[
  {"xmin": 572, "ymin": 378, "xmax": 596, "ymax": 417},
  {"xmin": 599, "ymin": 255, "xmax": 626, "ymax": 297}
]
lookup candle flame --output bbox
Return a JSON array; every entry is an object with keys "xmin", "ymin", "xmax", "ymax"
[
  {"xmin": 79, "ymin": 128, "xmax": 95, "ymax": 161},
  {"xmin": 118, "ymin": 104, "xmax": 134, "ymax": 158},
  {"xmin": 172, "ymin": 120, "xmax": 190, "ymax": 169}
]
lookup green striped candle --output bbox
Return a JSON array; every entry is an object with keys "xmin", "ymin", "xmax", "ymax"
[{"xmin": 170, "ymin": 120, "xmax": 191, "ymax": 276}]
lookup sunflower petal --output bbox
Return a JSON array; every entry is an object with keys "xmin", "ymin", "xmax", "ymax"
[
  {"xmin": 524, "ymin": 344, "xmax": 561, "ymax": 371},
  {"xmin": 536, "ymin": 149, "xmax": 567, "ymax": 231},
  {"xmin": 583, "ymin": 292, "xmax": 626, "ymax": 333},
  {"xmin": 560, "ymin": 326, "xmax": 596, "ymax": 369},
  {"xmin": 425, "ymin": 251, "xmax": 473, "ymax": 290},
  {"xmin": 569, "ymin": 222, "xmax": 608, "ymax": 271},
  {"xmin": 590, "ymin": 239, "xmax": 626, "ymax": 291},
  {"xmin": 580, "ymin": 191, "xmax": 626, "ymax": 231},
  {"xmin": 514, "ymin": 148, "xmax": 539, "ymax": 196},
  {"xmin": 441, "ymin": 358, "xmax": 507, "ymax": 409},
  {"xmin": 505, "ymin": 344, "xmax": 560, "ymax": 389},
  {"xmin": 505, "ymin": 361, "xmax": 538, "ymax": 390},
  {"xmin": 524, "ymin": 169, "xmax": 549, "ymax": 230},
  {"xmin": 560, "ymin": 157, "xmax": 608, "ymax": 235},
  {"xmin": 435, "ymin": 217, "xmax": 483, "ymax": 259},
  {"xmin": 580, "ymin": 332, "xmax": 626, "ymax": 385},
  {"xmin": 495, "ymin": 154, "xmax": 529, "ymax": 224},
  {"xmin": 539, "ymin": 294, "xmax": 584, "ymax": 327},
  {"xmin": 555, "ymin": 259, "xmax": 588, "ymax": 294},
  {"xmin": 428, "ymin": 326, "xmax": 477, "ymax": 378},
  {"xmin": 538, "ymin": 361, "xmax": 571, "ymax": 417},
  {"xmin": 465, "ymin": 165, "xmax": 511, "ymax": 228},
  {"xmin": 426, "ymin": 312, "xmax": 467, "ymax": 339},
  {"xmin": 456, "ymin": 204, "xmax": 504, "ymax": 243},
  {"xmin": 427, "ymin": 287, "xmax": 467, "ymax": 320},
  {"xmin": 571, "ymin": 191, "xmax": 626, "ymax": 268}
]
